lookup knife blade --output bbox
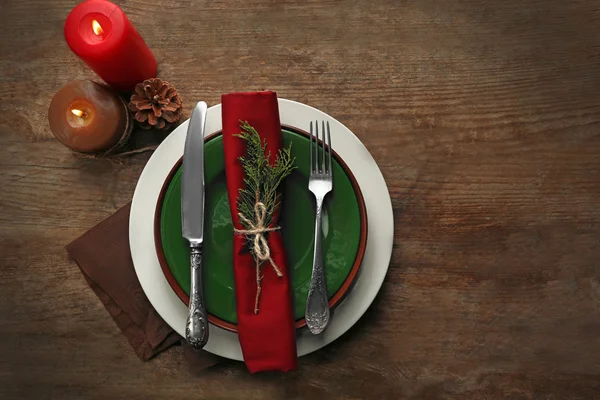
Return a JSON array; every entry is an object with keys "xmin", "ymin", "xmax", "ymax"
[{"xmin": 181, "ymin": 101, "xmax": 209, "ymax": 349}]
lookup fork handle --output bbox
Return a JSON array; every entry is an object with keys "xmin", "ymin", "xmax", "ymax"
[{"xmin": 305, "ymin": 196, "xmax": 330, "ymax": 334}]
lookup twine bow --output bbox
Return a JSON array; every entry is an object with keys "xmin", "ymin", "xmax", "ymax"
[{"xmin": 234, "ymin": 202, "xmax": 283, "ymax": 314}]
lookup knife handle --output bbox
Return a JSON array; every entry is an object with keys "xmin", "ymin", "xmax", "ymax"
[{"xmin": 186, "ymin": 246, "xmax": 209, "ymax": 349}]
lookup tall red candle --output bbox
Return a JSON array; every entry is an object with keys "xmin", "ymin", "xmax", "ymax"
[{"xmin": 64, "ymin": 0, "xmax": 156, "ymax": 92}]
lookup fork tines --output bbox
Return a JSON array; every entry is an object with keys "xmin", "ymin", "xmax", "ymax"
[{"xmin": 309, "ymin": 120, "xmax": 332, "ymax": 176}]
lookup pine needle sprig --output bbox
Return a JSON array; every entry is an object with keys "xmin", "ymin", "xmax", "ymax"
[
  {"xmin": 233, "ymin": 121, "xmax": 296, "ymax": 313},
  {"xmin": 235, "ymin": 121, "xmax": 296, "ymax": 236}
]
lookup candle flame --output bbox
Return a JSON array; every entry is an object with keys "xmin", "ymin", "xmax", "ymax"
[
  {"xmin": 92, "ymin": 20, "xmax": 103, "ymax": 36},
  {"xmin": 71, "ymin": 109, "xmax": 84, "ymax": 117}
]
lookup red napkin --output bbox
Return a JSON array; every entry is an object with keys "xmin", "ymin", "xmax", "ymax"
[{"xmin": 222, "ymin": 91, "xmax": 297, "ymax": 372}]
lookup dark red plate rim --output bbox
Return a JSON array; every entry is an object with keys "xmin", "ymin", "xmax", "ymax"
[{"xmin": 153, "ymin": 124, "xmax": 368, "ymax": 332}]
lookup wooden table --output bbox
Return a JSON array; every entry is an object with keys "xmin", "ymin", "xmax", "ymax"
[{"xmin": 2, "ymin": 0, "xmax": 600, "ymax": 398}]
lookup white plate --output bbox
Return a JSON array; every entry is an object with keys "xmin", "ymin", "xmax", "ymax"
[{"xmin": 129, "ymin": 99, "xmax": 393, "ymax": 360}]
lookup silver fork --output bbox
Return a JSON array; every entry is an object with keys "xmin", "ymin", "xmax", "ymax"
[{"xmin": 305, "ymin": 120, "xmax": 333, "ymax": 335}]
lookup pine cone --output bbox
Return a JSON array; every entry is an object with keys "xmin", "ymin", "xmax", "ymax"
[{"xmin": 128, "ymin": 78, "xmax": 182, "ymax": 130}]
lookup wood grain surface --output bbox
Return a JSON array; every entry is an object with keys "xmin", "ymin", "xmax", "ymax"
[{"xmin": 2, "ymin": 0, "xmax": 600, "ymax": 398}]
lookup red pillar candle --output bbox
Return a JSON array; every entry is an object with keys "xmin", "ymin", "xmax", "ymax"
[{"xmin": 64, "ymin": 0, "xmax": 157, "ymax": 92}]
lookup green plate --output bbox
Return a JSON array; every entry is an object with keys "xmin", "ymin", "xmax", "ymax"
[{"xmin": 156, "ymin": 128, "xmax": 366, "ymax": 329}]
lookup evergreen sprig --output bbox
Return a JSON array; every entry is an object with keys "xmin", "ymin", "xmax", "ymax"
[{"xmin": 235, "ymin": 121, "xmax": 296, "ymax": 232}]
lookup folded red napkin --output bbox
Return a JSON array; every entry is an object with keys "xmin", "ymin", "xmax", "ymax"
[{"xmin": 222, "ymin": 91, "xmax": 297, "ymax": 372}]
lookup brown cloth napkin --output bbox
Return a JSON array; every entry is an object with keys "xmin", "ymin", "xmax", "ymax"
[{"xmin": 66, "ymin": 203, "xmax": 219, "ymax": 367}]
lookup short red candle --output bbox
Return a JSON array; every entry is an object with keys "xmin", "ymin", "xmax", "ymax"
[
  {"xmin": 64, "ymin": 0, "xmax": 157, "ymax": 92},
  {"xmin": 48, "ymin": 80, "xmax": 131, "ymax": 153}
]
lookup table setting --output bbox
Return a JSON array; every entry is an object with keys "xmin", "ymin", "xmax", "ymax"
[
  {"xmin": 4, "ymin": 0, "xmax": 600, "ymax": 397},
  {"xmin": 56, "ymin": 0, "xmax": 393, "ymax": 373}
]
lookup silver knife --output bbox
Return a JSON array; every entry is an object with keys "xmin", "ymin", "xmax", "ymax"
[{"xmin": 181, "ymin": 101, "xmax": 209, "ymax": 350}]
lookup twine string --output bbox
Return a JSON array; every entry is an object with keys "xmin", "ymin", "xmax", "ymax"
[{"xmin": 234, "ymin": 202, "xmax": 284, "ymax": 314}]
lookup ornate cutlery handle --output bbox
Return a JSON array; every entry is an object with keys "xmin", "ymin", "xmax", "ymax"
[
  {"xmin": 186, "ymin": 246, "xmax": 209, "ymax": 349},
  {"xmin": 305, "ymin": 197, "xmax": 330, "ymax": 334}
]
